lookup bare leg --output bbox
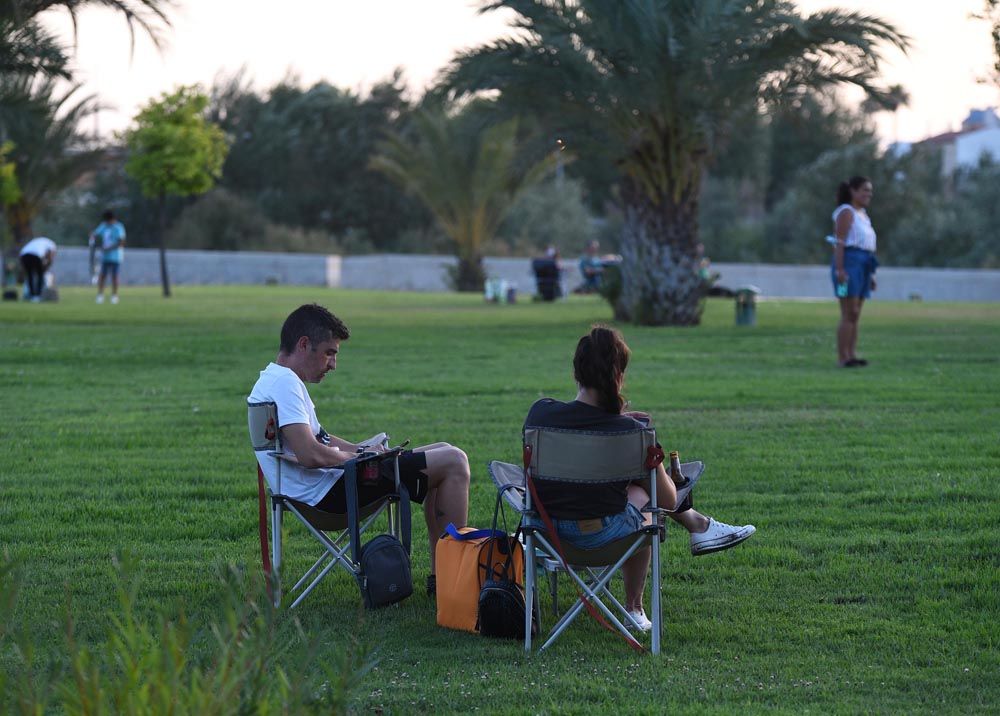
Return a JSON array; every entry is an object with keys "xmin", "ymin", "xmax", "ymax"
[
  {"xmin": 111, "ymin": 270, "xmax": 119, "ymax": 297},
  {"xmin": 837, "ymin": 297, "xmax": 859, "ymax": 364},
  {"xmin": 651, "ymin": 463, "xmax": 677, "ymax": 511},
  {"xmin": 422, "ymin": 487, "xmax": 438, "ymax": 568},
  {"xmin": 96, "ymin": 268, "xmax": 106, "ymax": 297},
  {"xmin": 851, "ymin": 299, "xmax": 865, "ymax": 359},
  {"xmin": 415, "ymin": 444, "xmax": 470, "ymax": 571},
  {"xmin": 622, "ymin": 484, "xmax": 652, "ymax": 610},
  {"xmin": 668, "ymin": 508, "xmax": 710, "ymax": 533}
]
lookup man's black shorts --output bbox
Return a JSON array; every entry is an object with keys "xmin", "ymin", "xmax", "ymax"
[{"xmin": 316, "ymin": 450, "xmax": 429, "ymax": 513}]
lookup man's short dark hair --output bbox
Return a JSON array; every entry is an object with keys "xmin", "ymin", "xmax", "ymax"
[
  {"xmin": 279, "ymin": 304, "xmax": 350, "ymax": 354},
  {"xmin": 102, "ymin": 209, "xmax": 114, "ymax": 221}
]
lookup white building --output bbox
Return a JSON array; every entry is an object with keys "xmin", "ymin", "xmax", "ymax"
[{"xmin": 918, "ymin": 108, "xmax": 1000, "ymax": 174}]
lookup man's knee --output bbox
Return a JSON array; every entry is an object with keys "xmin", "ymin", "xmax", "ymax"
[
  {"xmin": 447, "ymin": 446, "xmax": 470, "ymax": 480},
  {"xmin": 430, "ymin": 445, "xmax": 470, "ymax": 484}
]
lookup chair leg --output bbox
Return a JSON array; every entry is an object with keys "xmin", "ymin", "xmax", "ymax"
[
  {"xmin": 271, "ymin": 503, "xmax": 283, "ymax": 608},
  {"xmin": 549, "ymin": 566, "xmax": 559, "ymax": 616},
  {"xmin": 291, "ymin": 552, "xmax": 332, "ymax": 594},
  {"xmin": 524, "ymin": 531, "xmax": 535, "ymax": 652},
  {"xmin": 651, "ymin": 533, "xmax": 662, "ymax": 655},
  {"xmin": 587, "ymin": 567, "xmax": 640, "ymax": 629},
  {"xmin": 535, "ymin": 533, "xmax": 643, "ymax": 650}
]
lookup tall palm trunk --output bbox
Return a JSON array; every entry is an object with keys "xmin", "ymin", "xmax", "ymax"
[
  {"xmin": 451, "ymin": 253, "xmax": 486, "ymax": 292},
  {"xmin": 7, "ymin": 200, "xmax": 34, "ymax": 245},
  {"xmin": 156, "ymin": 193, "xmax": 171, "ymax": 297},
  {"xmin": 616, "ymin": 178, "xmax": 704, "ymax": 326}
]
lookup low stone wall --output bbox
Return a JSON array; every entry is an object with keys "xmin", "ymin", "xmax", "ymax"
[
  {"xmin": 53, "ymin": 247, "xmax": 339, "ymax": 287},
  {"xmin": 47, "ymin": 247, "xmax": 1000, "ymax": 302}
]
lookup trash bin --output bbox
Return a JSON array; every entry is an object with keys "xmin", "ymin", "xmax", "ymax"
[
  {"xmin": 2, "ymin": 257, "xmax": 18, "ymax": 301},
  {"xmin": 734, "ymin": 285, "xmax": 760, "ymax": 326}
]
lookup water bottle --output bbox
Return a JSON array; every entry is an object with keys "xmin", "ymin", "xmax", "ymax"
[{"xmin": 836, "ymin": 281, "xmax": 848, "ymax": 298}]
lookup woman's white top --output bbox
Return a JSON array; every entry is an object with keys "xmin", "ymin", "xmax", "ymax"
[{"xmin": 832, "ymin": 205, "xmax": 877, "ymax": 252}]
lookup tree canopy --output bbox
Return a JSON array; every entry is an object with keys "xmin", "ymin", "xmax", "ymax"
[
  {"xmin": 125, "ymin": 85, "xmax": 227, "ymax": 200},
  {"xmin": 442, "ymin": 0, "xmax": 909, "ymax": 324},
  {"xmin": 371, "ymin": 106, "xmax": 558, "ymax": 289}
]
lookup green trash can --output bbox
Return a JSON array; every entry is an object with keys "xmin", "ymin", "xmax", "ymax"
[
  {"xmin": 734, "ymin": 285, "xmax": 760, "ymax": 326},
  {"xmin": 2, "ymin": 256, "xmax": 19, "ymax": 302}
]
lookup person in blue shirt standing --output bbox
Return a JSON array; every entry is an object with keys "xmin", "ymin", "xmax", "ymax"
[{"xmin": 91, "ymin": 210, "xmax": 126, "ymax": 304}]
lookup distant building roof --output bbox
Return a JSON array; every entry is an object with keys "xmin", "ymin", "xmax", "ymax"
[{"xmin": 962, "ymin": 108, "xmax": 999, "ymax": 132}]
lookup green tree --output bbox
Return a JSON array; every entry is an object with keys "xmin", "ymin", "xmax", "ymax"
[
  {"xmin": 210, "ymin": 70, "xmax": 431, "ymax": 250},
  {"xmin": 0, "ymin": 141, "xmax": 18, "ymax": 205},
  {"xmin": 444, "ymin": 0, "xmax": 908, "ymax": 325},
  {"xmin": 978, "ymin": 0, "xmax": 1000, "ymax": 86},
  {"xmin": 371, "ymin": 108, "xmax": 557, "ymax": 290},
  {"xmin": 124, "ymin": 85, "xmax": 228, "ymax": 297},
  {"xmin": 0, "ymin": 76, "xmax": 101, "ymax": 242}
]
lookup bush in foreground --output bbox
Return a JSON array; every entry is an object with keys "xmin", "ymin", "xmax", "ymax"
[{"xmin": 0, "ymin": 554, "xmax": 373, "ymax": 715}]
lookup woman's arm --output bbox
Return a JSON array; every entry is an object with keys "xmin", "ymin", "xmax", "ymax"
[{"xmin": 833, "ymin": 210, "xmax": 854, "ymax": 284}]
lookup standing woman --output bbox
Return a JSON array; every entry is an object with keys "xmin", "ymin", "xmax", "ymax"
[{"xmin": 832, "ymin": 176, "xmax": 878, "ymax": 367}]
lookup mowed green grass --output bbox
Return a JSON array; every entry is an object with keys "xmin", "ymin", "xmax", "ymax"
[{"xmin": 1, "ymin": 286, "xmax": 998, "ymax": 714}]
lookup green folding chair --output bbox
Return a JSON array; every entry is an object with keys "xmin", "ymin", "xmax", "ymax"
[
  {"xmin": 247, "ymin": 400, "xmax": 405, "ymax": 608},
  {"xmin": 489, "ymin": 425, "xmax": 674, "ymax": 653}
]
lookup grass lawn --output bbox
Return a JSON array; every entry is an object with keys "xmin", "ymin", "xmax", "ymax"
[{"xmin": 1, "ymin": 286, "xmax": 998, "ymax": 714}]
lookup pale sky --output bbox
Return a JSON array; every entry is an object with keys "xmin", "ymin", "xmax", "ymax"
[{"xmin": 42, "ymin": 0, "xmax": 998, "ymax": 143}]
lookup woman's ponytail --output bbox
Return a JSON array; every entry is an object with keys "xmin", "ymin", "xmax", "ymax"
[{"xmin": 573, "ymin": 325, "xmax": 631, "ymax": 414}]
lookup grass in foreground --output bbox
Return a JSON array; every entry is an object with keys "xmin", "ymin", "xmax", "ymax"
[{"xmin": 1, "ymin": 287, "xmax": 998, "ymax": 714}]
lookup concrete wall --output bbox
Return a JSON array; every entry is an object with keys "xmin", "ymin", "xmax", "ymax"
[
  {"xmin": 48, "ymin": 247, "xmax": 1000, "ymax": 302},
  {"xmin": 54, "ymin": 247, "xmax": 339, "ymax": 287}
]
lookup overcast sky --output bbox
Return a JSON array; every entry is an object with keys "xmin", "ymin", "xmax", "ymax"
[{"xmin": 42, "ymin": 0, "xmax": 999, "ymax": 143}]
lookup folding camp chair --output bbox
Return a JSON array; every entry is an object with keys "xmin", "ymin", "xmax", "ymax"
[
  {"xmin": 247, "ymin": 400, "xmax": 406, "ymax": 609},
  {"xmin": 489, "ymin": 426, "xmax": 697, "ymax": 655}
]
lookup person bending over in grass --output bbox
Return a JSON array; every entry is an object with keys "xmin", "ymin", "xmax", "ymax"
[
  {"xmin": 525, "ymin": 325, "xmax": 756, "ymax": 631},
  {"xmin": 248, "ymin": 303, "xmax": 470, "ymax": 597}
]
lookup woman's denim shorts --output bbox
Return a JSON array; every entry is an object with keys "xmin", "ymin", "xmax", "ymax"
[
  {"xmin": 550, "ymin": 503, "xmax": 646, "ymax": 550},
  {"xmin": 831, "ymin": 247, "xmax": 877, "ymax": 299}
]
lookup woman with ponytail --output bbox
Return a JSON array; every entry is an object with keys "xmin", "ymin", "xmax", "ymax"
[
  {"xmin": 832, "ymin": 176, "xmax": 879, "ymax": 367},
  {"xmin": 524, "ymin": 325, "xmax": 755, "ymax": 630}
]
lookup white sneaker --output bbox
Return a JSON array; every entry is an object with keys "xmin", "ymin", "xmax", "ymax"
[
  {"xmin": 690, "ymin": 518, "xmax": 756, "ymax": 556},
  {"xmin": 95, "ymin": 294, "xmax": 104, "ymax": 304},
  {"xmin": 110, "ymin": 294, "xmax": 119, "ymax": 304},
  {"xmin": 627, "ymin": 608, "xmax": 653, "ymax": 632}
]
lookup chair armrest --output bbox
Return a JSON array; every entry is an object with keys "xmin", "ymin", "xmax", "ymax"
[{"xmin": 267, "ymin": 451, "xmax": 301, "ymax": 465}]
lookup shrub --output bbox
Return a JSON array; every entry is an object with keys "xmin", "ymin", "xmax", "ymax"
[{"xmin": 0, "ymin": 554, "xmax": 373, "ymax": 715}]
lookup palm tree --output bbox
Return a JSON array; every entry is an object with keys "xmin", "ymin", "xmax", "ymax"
[
  {"xmin": 0, "ymin": 0, "xmax": 170, "ymax": 79},
  {"xmin": 443, "ymin": 0, "xmax": 908, "ymax": 325},
  {"xmin": 0, "ymin": 75, "xmax": 102, "ymax": 241},
  {"xmin": 370, "ymin": 108, "xmax": 558, "ymax": 290}
]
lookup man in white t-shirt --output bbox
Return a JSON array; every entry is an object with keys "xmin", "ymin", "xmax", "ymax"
[
  {"xmin": 248, "ymin": 303, "xmax": 470, "ymax": 598},
  {"xmin": 18, "ymin": 237, "xmax": 56, "ymax": 302}
]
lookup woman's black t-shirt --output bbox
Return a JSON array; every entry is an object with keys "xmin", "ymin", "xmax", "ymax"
[{"xmin": 523, "ymin": 398, "xmax": 643, "ymax": 519}]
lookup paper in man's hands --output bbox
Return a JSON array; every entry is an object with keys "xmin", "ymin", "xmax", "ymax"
[{"xmin": 357, "ymin": 433, "xmax": 389, "ymax": 450}]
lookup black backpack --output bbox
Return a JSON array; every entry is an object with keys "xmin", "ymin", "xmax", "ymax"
[
  {"xmin": 343, "ymin": 454, "xmax": 413, "ymax": 609},
  {"xmin": 477, "ymin": 486, "xmax": 538, "ymax": 638},
  {"xmin": 359, "ymin": 532, "xmax": 413, "ymax": 609}
]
